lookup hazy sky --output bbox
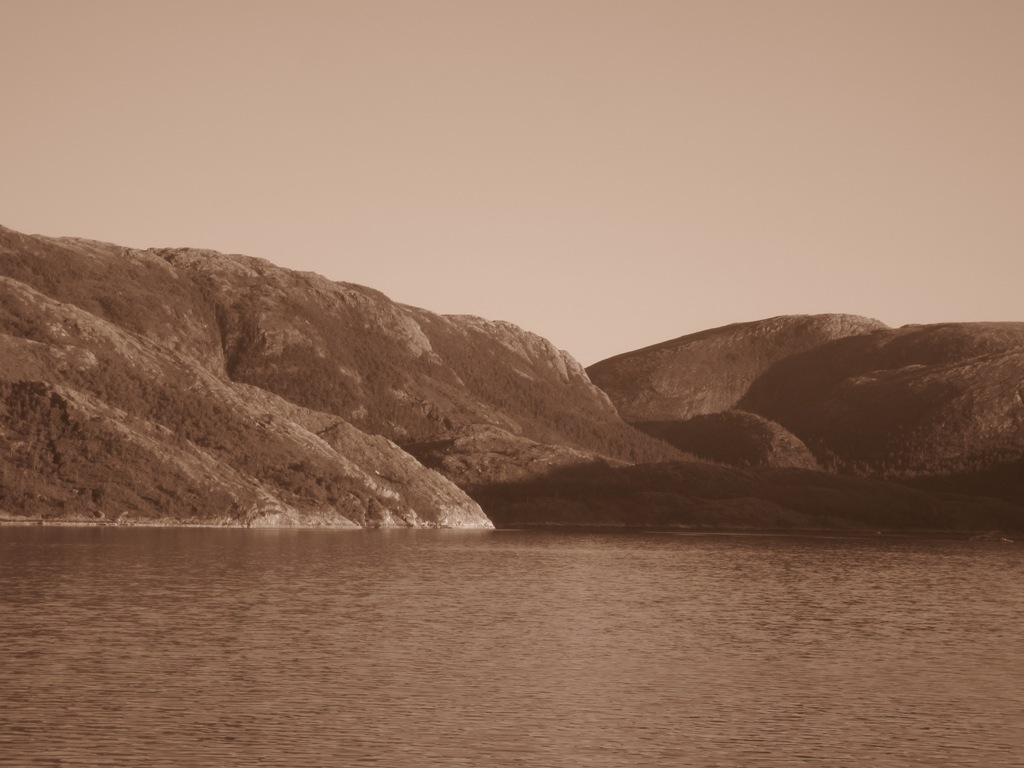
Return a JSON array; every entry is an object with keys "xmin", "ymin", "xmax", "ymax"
[{"xmin": 2, "ymin": 1, "xmax": 1022, "ymax": 365}]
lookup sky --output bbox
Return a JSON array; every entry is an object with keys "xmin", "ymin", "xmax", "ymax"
[{"xmin": 2, "ymin": 1, "xmax": 1022, "ymax": 365}]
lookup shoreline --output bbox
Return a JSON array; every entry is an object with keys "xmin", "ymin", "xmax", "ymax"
[
  {"xmin": 1, "ymin": 516, "xmax": 1013, "ymax": 540},
  {"xmin": 0, "ymin": 516, "xmax": 490, "ymax": 531}
]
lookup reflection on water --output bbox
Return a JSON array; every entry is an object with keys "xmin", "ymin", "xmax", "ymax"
[{"xmin": 2, "ymin": 528, "xmax": 1022, "ymax": 767}]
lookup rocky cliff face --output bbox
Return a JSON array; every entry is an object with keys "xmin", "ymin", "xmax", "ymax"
[{"xmin": 0, "ymin": 224, "xmax": 676, "ymax": 527}]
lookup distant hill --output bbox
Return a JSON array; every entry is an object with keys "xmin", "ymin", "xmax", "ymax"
[
  {"xmin": 587, "ymin": 314, "xmax": 887, "ymax": 421},
  {"xmin": 588, "ymin": 315, "xmax": 1024, "ymax": 507},
  {"xmin": 633, "ymin": 411, "xmax": 819, "ymax": 470},
  {"xmin": 739, "ymin": 322, "xmax": 1024, "ymax": 490}
]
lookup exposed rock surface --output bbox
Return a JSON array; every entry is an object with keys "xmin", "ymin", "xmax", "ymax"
[
  {"xmin": 0, "ymin": 223, "xmax": 674, "ymax": 526},
  {"xmin": 0, "ymin": 228, "xmax": 489, "ymax": 527},
  {"xmin": 153, "ymin": 242, "xmax": 674, "ymax": 463},
  {"xmin": 405, "ymin": 424, "xmax": 620, "ymax": 490}
]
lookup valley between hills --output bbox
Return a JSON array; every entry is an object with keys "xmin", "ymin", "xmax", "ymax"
[{"xmin": 2, "ymin": 224, "xmax": 1022, "ymax": 533}]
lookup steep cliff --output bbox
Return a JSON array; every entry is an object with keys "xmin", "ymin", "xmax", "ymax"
[{"xmin": 4, "ymin": 225, "xmax": 1022, "ymax": 531}]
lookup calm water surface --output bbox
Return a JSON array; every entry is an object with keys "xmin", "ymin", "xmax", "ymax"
[{"xmin": 1, "ymin": 528, "xmax": 1022, "ymax": 767}]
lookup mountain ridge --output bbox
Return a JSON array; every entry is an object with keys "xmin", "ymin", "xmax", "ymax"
[
  {"xmin": 2, "ymin": 224, "xmax": 1022, "ymax": 532},
  {"xmin": 0, "ymin": 225, "xmax": 673, "ymax": 527},
  {"xmin": 589, "ymin": 315, "xmax": 1024, "ymax": 509},
  {"xmin": 587, "ymin": 313, "xmax": 889, "ymax": 421}
]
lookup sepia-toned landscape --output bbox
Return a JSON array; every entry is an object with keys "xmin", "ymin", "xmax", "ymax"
[
  {"xmin": 3, "ymin": 2, "xmax": 1023, "ymax": 766},
  {"xmin": 2, "ymin": 224, "xmax": 1022, "ymax": 534}
]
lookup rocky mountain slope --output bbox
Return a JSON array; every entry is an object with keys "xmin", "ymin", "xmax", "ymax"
[
  {"xmin": 589, "ymin": 316, "xmax": 1024, "ymax": 507},
  {"xmin": 0, "ymin": 270, "xmax": 489, "ymax": 527},
  {"xmin": 0, "ymin": 224, "xmax": 674, "ymax": 526},
  {"xmin": 3, "ymin": 225, "xmax": 1021, "ymax": 532},
  {"xmin": 0, "ymin": 226, "xmax": 674, "ymax": 461},
  {"xmin": 0, "ymin": 228, "xmax": 495, "ymax": 526},
  {"xmin": 587, "ymin": 314, "xmax": 888, "ymax": 421}
]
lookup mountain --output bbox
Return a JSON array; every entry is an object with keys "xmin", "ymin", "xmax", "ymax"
[
  {"xmin": 0, "ymin": 224, "xmax": 673, "ymax": 526},
  {"xmin": 3, "ymin": 225, "xmax": 1021, "ymax": 532},
  {"xmin": 588, "ymin": 315, "xmax": 1024, "ymax": 507},
  {"xmin": 0, "ymin": 226, "xmax": 673, "ymax": 461},
  {"xmin": 633, "ymin": 411, "xmax": 819, "ymax": 470},
  {"xmin": 587, "ymin": 314, "xmax": 888, "ymax": 421},
  {"xmin": 0, "ymin": 266, "xmax": 488, "ymax": 528}
]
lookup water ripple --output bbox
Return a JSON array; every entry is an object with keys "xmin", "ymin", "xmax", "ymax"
[{"xmin": 2, "ymin": 528, "xmax": 1023, "ymax": 766}]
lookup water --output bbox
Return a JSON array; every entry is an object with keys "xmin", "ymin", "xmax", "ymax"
[{"xmin": 1, "ymin": 527, "xmax": 1022, "ymax": 767}]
